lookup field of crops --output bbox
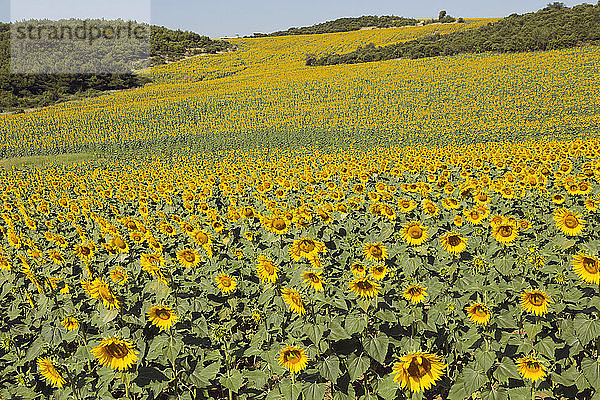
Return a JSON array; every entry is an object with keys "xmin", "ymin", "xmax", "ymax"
[
  {"xmin": 3, "ymin": 17, "xmax": 600, "ymax": 157},
  {"xmin": 0, "ymin": 135, "xmax": 599, "ymax": 399},
  {"xmin": 1, "ymin": 15, "xmax": 600, "ymax": 400}
]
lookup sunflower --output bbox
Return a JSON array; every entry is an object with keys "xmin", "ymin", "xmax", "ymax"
[
  {"xmin": 465, "ymin": 304, "xmax": 491, "ymax": 326},
  {"xmin": 403, "ymin": 285, "xmax": 428, "ymax": 304},
  {"xmin": 110, "ymin": 267, "xmax": 129, "ymax": 285},
  {"xmin": 281, "ymin": 288, "xmax": 305, "ymax": 315},
  {"xmin": 61, "ymin": 317, "xmax": 79, "ymax": 331},
  {"xmin": 268, "ymin": 216, "xmax": 290, "ymax": 234},
  {"xmin": 551, "ymin": 194, "xmax": 565, "ymax": 204},
  {"xmin": 440, "ymin": 232, "xmax": 467, "ymax": 254},
  {"xmin": 302, "ymin": 270, "xmax": 326, "ymax": 291},
  {"xmin": 492, "ymin": 219, "xmax": 519, "ymax": 245},
  {"xmin": 92, "ymin": 338, "xmax": 139, "ymax": 371},
  {"xmin": 520, "ymin": 290, "xmax": 553, "ymax": 316},
  {"xmin": 554, "ymin": 208, "xmax": 585, "ymax": 236},
  {"xmin": 177, "ymin": 248, "xmax": 201, "ymax": 268},
  {"xmin": 516, "ymin": 357, "xmax": 546, "ymax": 383},
  {"xmin": 289, "ymin": 238, "xmax": 326, "ymax": 262},
  {"xmin": 348, "ymin": 276, "xmax": 380, "ymax": 299},
  {"xmin": 572, "ymin": 253, "xmax": 600, "ymax": 284},
  {"xmin": 398, "ymin": 199, "xmax": 417, "ymax": 213},
  {"xmin": 147, "ymin": 305, "xmax": 178, "ymax": 331},
  {"xmin": 278, "ymin": 345, "xmax": 309, "ymax": 374},
  {"xmin": 464, "ymin": 208, "xmax": 485, "ymax": 225},
  {"xmin": 89, "ymin": 279, "xmax": 120, "ymax": 309},
  {"xmin": 37, "ymin": 357, "xmax": 66, "ymax": 388},
  {"xmin": 256, "ymin": 255, "xmax": 279, "ymax": 283},
  {"xmin": 391, "ymin": 352, "xmax": 446, "ymax": 393},
  {"xmin": 215, "ymin": 274, "xmax": 237, "ymax": 294},
  {"xmin": 401, "ymin": 221, "xmax": 429, "ymax": 246},
  {"xmin": 363, "ymin": 242, "xmax": 388, "ymax": 261},
  {"xmin": 351, "ymin": 262, "xmax": 367, "ymax": 277},
  {"xmin": 47, "ymin": 250, "xmax": 65, "ymax": 265},
  {"xmin": 73, "ymin": 242, "xmax": 95, "ymax": 261},
  {"xmin": 370, "ymin": 264, "xmax": 387, "ymax": 280}
]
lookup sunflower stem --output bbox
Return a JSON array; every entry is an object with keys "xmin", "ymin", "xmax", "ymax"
[
  {"xmin": 65, "ymin": 368, "xmax": 81, "ymax": 400},
  {"xmin": 124, "ymin": 372, "xmax": 131, "ymax": 400},
  {"xmin": 531, "ymin": 381, "xmax": 536, "ymax": 400}
]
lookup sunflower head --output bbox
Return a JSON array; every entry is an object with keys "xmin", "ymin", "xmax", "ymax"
[
  {"xmin": 148, "ymin": 305, "xmax": 178, "ymax": 331},
  {"xmin": 520, "ymin": 290, "xmax": 553, "ymax": 316},
  {"xmin": 348, "ymin": 276, "xmax": 380, "ymax": 299},
  {"xmin": 516, "ymin": 357, "xmax": 546, "ymax": 383},
  {"xmin": 363, "ymin": 242, "xmax": 388, "ymax": 261},
  {"xmin": 403, "ymin": 285, "xmax": 428, "ymax": 304},
  {"xmin": 278, "ymin": 345, "xmax": 309, "ymax": 374},
  {"xmin": 92, "ymin": 338, "xmax": 139, "ymax": 371},
  {"xmin": 440, "ymin": 232, "xmax": 467, "ymax": 254},
  {"xmin": 257, "ymin": 255, "xmax": 279, "ymax": 283},
  {"xmin": 281, "ymin": 288, "xmax": 305, "ymax": 315},
  {"xmin": 215, "ymin": 274, "xmax": 237, "ymax": 294},
  {"xmin": 392, "ymin": 352, "xmax": 446, "ymax": 393},
  {"xmin": 401, "ymin": 222, "xmax": 428, "ymax": 246},
  {"xmin": 37, "ymin": 357, "xmax": 66, "ymax": 388},
  {"xmin": 465, "ymin": 303, "xmax": 491, "ymax": 326},
  {"xmin": 572, "ymin": 253, "xmax": 600, "ymax": 284},
  {"xmin": 302, "ymin": 270, "xmax": 326, "ymax": 291},
  {"xmin": 370, "ymin": 264, "xmax": 387, "ymax": 280}
]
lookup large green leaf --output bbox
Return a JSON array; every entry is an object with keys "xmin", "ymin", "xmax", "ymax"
[
  {"xmin": 219, "ymin": 369, "xmax": 244, "ymax": 394},
  {"xmin": 318, "ymin": 355, "xmax": 341, "ymax": 382},
  {"xmin": 574, "ymin": 316, "xmax": 600, "ymax": 346},
  {"xmin": 582, "ymin": 357, "xmax": 600, "ymax": 388},
  {"xmin": 363, "ymin": 333, "xmax": 389, "ymax": 364},
  {"xmin": 302, "ymin": 382, "xmax": 327, "ymax": 400},
  {"xmin": 462, "ymin": 366, "xmax": 488, "ymax": 395},
  {"xmin": 347, "ymin": 354, "xmax": 370, "ymax": 381}
]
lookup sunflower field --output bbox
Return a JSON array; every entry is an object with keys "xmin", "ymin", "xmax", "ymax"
[{"xmin": 0, "ymin": 134, "xmax": 599, "ymax": 400}]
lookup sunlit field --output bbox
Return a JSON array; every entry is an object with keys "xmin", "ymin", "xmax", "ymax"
[{"xmin": 1, "ymin": 17, "xmax": 600, "ymax": 400}]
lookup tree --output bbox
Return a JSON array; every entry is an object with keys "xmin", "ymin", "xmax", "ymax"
[{"xmin": 439, "ymin": 11, "xmax": 447, "ymax": 21}]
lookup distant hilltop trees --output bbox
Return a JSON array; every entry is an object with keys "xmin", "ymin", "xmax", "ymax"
[
  {"xmin": 307, "ymin": 2, "xmax": 600, "ymax": 66},
  {"xmin": 247, "ymin": 13, "xmax": 462, "ymax": 38}
]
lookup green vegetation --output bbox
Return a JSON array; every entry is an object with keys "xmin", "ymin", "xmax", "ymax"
[
  {"xmin": 248, "ymin": 15, "xmax": 420, "ymax": 37},
  {"xmin": 308, "ymin": 2, "xmax": 600, "ymax": 66},
  {"xmin": 0, "ymin": 21, "xmax": 233, "ymax": 112}
]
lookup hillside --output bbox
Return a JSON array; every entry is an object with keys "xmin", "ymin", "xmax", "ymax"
[
  {"xmin": 0, "ymin": 21, "xmax": 233, "ymax": 112},
  {"xmin": 309, "ymin": 2, "xmax": 600, "ymax": 65}
]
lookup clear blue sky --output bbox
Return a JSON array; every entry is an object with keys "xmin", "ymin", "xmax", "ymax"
[{"xmin": 2, "ymin": 0, "xmax": 591, "ymax": 38}]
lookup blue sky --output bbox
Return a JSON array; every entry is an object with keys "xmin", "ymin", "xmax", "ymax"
[{"xmin": 3, "ymin": 0, "xmax": 591, "ymax": 38}]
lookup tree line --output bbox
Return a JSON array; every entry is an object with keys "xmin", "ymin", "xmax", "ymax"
[
  {"xmin": 306, "ymin": 2, "xmax": 600, "ymax": 66},
  {"xmin": 0, "ymin": 21, "xmax": 233, "ymax": 112},
  {"xmin": 247, "ymin": 13, "xmax": 461, "ymax": 38}
]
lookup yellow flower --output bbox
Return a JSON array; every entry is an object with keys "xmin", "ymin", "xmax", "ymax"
[
  {"xmin": 89, "ymin": 278, "xmax": 121, "ymax": 309},
  {"xmin": 403, "ymin": 285, "xmax": 428, "ymax": 304},
  {"xmin": 281, "ymin": 288, "xmax": 305, "ymax": 315},
  {"xmin": 215, "ymin": 274, "xmax": 237, "ymax": 294},
  {"xmin": 61, "ymin": 317, "xmax": 79, "ymax": 331},
  {"xmin": 520, "ymin": 290, "xmax": 553, "ymax": 316},
  {"xmin": 516, "ymin": 357, "xmax": 546, "ymax": 383},
  {"xmin": 370, "ymin": 264, "xmax": 387, "ymax": 280},
  {"xmin": 439, "ymin": 232, "xmax": 467, "ymax": 254},
  {"xmin": 572, "ymin": 253, "xmax": 600, "ymax": 284},
  {"xmin": 110, "ymin": 267, "xmax": 129, "ymax": 285},
  {"xmin": 256, "ymin": 255, "xmax": 279, "ymax": 283},
  {"xmin": 553, "ymin": 208, "xmax": 585, "ymax": 236},
  {"xmin": 492, "ymin": 218, "xmax": 519, "ymax": 245},
  {"xmin": 391, "ymin": 352, "xmax": 446, "ymax": 393},
  {"xmin": 465, "ymin": 304, "xmax": 491, "ymax": 326},
  {"xmin": 37, "ymin": 357, "xmax": 66, "ymax": 388},
  {"xmin": 289, "ymin": 238, "xmax": 326, "ymax": 262},
  {"xmin": 302, "ymin": 270, "xmax": 325, "ymax": 291},
  {"xmin": 278, "ymin": 345, "xmax": 309, "ymax": 374},
  {"xmin": 147, "ymin": 305, "xmax": 178, "ymax": 331},
  {"xmin": 348, "ymin": 276, "xmax": 380, "ymax": 299},
  {"xmin": 177, "ymin": 248, "xmax": 201, "ymax": 268},
  {"xmin": 401, "ymin": 221, "xmax": 428, "ymax": 246},
  {"xmin": 92, "ymin": 338, "xmax": 139, "ymax": 371},
  {"xmin": 363, "ymin": 242, "xmax": 388, "ymax": 261}
]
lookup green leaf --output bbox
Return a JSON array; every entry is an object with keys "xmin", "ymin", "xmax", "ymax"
[
  {"xmin": 493, "ymin": 357, "xmax": 521, "ymax": 384},
  {"xmin": 574, "ymin": 316, "xmax": 600, "ymax": 346},
  {"xmin": 220, "ymin": 370, "xmax": 244, "ymax": 393},
  {"xmin": 447, "ymin": 375, "xmax": 468, "ymax": 400},
  {"xmin": 329, "ymin": 319, "xmax": 351, "ymax": 341},
  {"xmin": 347, "ymin": 354, "xmax": 370, "ymax": 381},
  {"xmin": 474, "ymin": 349, "xmax": 495, "ymax": 372},
  {"xmin": 582, "ymin": 357, "xmax": 600, "ymax": 388},
  {"xmin": 462, "ymin": 366, "xmax": 487, "ymax": 396},
  {"xmin": 345, "ymin": 313, "xmax": 367, "ymax": 335},
  {"xmin": 318, "ymin": 355, "xmax": 341, "ymax": 382},
  {"xmin": 481, "ymin": 386, "xmax": 508, "ymax": 400},
  {"xmin": 375, "ymin": 309, "xmax": 397, "ymax": 324},
  {"xmin": 302, "ymin": 382, "xmax": 327, "ymax": 400},
  {"xmin": 244, "ymin": 369, "xmax": 269, "ymax": 390},
  {"xmin": 375, "ymin": 374, "xmax": 398, "ymax": 399},
  {"xmin": 279, "ymin": 378, "xmax": 302, "ymax": 400},
  {"xmin": 534, "ymin": 337, "xmax": 555, "ymax": 358},
  {"xmin": 190, "ymin": 361, "xmax": 221, "ymax": 387},
  {"xmin": 507, "ymin": 386, "xmax": 530, "ymax": 400},
  {"xmin": 523, "ymin": 322, "xmax": 541, "ymax": 340},
  {"xmin": 363, "ymin": 333, "xmax": 389, "ymax": 364},
  {"xmin": 306, "ymin": 323, "xmax": 325, "ymax": 345}
]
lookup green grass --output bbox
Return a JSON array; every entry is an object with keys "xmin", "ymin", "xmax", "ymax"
[{"xmin": 0, "ymin": 152, "xmax": 97, "ymax": 169}]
